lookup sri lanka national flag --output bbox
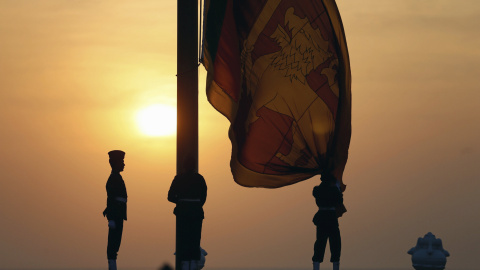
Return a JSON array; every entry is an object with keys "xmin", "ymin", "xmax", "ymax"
[{"xmin": 201, "ymin": 0, "xmax": 351, "ymax": 190}]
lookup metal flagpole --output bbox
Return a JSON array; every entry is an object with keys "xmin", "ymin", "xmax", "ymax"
[{"xmin": 176, "ymin": 0, "xmax": 198, "ymax": 268}]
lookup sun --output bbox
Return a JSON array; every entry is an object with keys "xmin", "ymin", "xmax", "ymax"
[{"xmin": 136, "ymin": 104, "xmax": 177, "ymax": 136}]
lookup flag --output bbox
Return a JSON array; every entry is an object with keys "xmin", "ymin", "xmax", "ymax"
[{"xmin": 202, "ymin": 0, "xmax": 351, "ymax": 189}]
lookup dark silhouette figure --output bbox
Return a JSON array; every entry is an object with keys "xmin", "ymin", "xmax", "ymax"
[
  {"xmin": 168, "ymin": 159, "xmax": 207, "ymax": 270},
  {"xmin": 312, "ymin": 174, "xmax": 343, "ymax": 270},
  {"xmin": 102, "ymin": 150, "xmax": 128, "ymax": 270}
]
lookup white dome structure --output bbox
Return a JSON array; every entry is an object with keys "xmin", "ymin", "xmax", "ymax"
[{"xmin": 407, "ymin": 232, "xmax": 450, "ymax": 270}]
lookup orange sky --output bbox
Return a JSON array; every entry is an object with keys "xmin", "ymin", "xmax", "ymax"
[{"xmin": 0, "ymin": 0, "xmax": 479, "ymax": 269}]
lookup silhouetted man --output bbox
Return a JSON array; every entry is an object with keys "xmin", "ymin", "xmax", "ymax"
[
  {"xmin": 312, "ymin": 174, "xmax": 343, "ymax": 270},
  {"xmin": 103, "ymin": 150, "xmax": 127, "ymax": 270},
  {"xmin": 168, "ymin": 158, "xmax": 207, "ymax": 270}
]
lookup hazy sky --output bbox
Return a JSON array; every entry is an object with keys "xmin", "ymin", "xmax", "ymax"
[{"xmin": 1, "ymin": 0, "xmax": 479, "ymax": 269}]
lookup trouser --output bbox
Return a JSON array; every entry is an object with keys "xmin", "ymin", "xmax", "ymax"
[
  {"xmin": 312, "ymin": 224, "xmax": 341, "ymax": 262},
  {"xmin": 107, "ymin": 219, "xmax": 124, "ymax": 260},
  {"xmin": 176, "ymin": 216, "xmax": 203, "ymax": 261}
]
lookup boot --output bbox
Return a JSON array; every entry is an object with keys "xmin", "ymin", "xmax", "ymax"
[
  {"xmin": 333, "ymin": 261, "xmax": 339, "ymax": 270},
  {"xmin": 313, "ymin": 261, "xmax": 320, "ymax": 270},
  {"xmin": 108, "ymin": 259, "xmax": 117, "ymax": 270}
]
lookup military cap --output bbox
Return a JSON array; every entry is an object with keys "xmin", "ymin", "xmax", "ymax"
[{"xmin": 108, "ymin": 150, "xmax": 125, "ymax": 160}]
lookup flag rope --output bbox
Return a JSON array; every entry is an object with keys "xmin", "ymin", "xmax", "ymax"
[{"xmin": 198, "ymin": 0, "xmax": 203, "ymax": 64}]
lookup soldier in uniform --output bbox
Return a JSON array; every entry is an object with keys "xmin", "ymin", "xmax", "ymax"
[
  {"xmin": 168, "ymin": 158, "xmax": 207, "ymax": 270},
  {"xmin": 103, "ymin": 150, "xmax": 128, "ymax": 270},
  {"xmin": 312, "ymin": 174, "xmax": 343, "ymax": 270}
]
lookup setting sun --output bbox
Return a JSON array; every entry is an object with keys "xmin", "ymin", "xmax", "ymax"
[{"xmin": 136, "ymin": 104, "xmax": 177, "ymax": 136}]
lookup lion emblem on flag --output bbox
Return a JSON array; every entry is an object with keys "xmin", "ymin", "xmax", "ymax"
[{"xmin": 237, "ymin": 5, "xmax": 340, "ymax": 175}]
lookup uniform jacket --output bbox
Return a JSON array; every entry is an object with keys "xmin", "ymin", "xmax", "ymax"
[
  {"xmin": 312, "ymin": 181, "xmax": 343, "ymax": 226},
  {"xmin": 168, "ymin": 172, "xmax": 207, "ymax": 219},
  {"xmin": 103, "ymin": 172, "xmax": 128, "ymax": 220}
]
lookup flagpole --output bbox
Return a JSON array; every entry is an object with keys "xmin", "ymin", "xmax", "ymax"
[{"xmin": 176, "ymin": 0, "xmax": 198, "ymax": 268}]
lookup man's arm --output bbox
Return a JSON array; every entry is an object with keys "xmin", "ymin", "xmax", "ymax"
[
  {"xmin": 168, "ymin": 176, "xmax": 179, "ymax": 203},
  {"xmin": 199, "ymin": 174, "xmax": 207, "ymax": 206},
  {"xmin": 312, "ymin": 186, "xmax": 320, "ymax": 197},
  {"xmin": 336, "ymin": 188, "xmax": 343, "ymax": 205}
]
